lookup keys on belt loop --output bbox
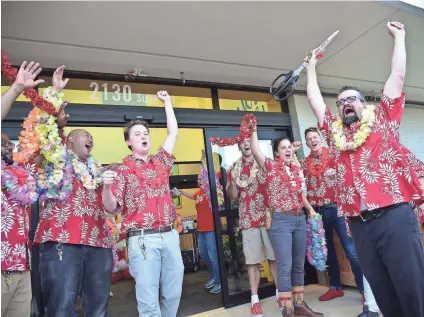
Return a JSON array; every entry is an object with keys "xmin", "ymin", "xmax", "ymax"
[
  {"xmin": 56, "ymin": 243, "xmax": 63, "ymax": 261},
  {"xmin": 138, "ymin": 231, "xmax": 147, "ymax": 260},
  {"xmin": 2, "ymin": 271, "xmax": 12, "ymax": 289}
]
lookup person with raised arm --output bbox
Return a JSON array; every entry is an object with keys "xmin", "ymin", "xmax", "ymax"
[
  {"xmin": 101, "ymin": 91, "xmax": 183, "ymax": 317},
  {"xmin": 250, "ymin": 124, "xmax": 324, "ymax": 317},
  {"xmin": 305, "ymin": 21, "xmax": 424, "ymax": 317},
  {"xmin": 1, "ymin": 62, "xmax": 69, "ymax": 317}
]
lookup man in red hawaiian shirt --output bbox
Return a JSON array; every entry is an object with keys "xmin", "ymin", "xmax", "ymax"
[
  {"xmin": 227, "ymin": 138, "xmax": 278, "ymax": 317},
  {"xmin": 1, "ymin": 62, "xmax": 68, "ymax": 317},
  {"xmin": 102, "ymin": 90, "xmax": 183, "ymax": 317},
  {"xmin": 300, "ymin": 127, "xmax": 364, "ymax": 302},
  {"xmin": 305, "ymin": 21, "xmax": 424, "ymax": 317}
]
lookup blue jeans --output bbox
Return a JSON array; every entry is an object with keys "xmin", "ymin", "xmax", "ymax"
[
  {"xmin": 128, "ymin": 229, "xmax": 184, "ymax": 317},
  {"xmin": 316, "ymin": 203, "xmax": 364, "ymax": 292},
  {"xmin": 268, "ymin": 213, "xmax": 307, "ymax": 292},
  {"xmin": 350, "ymin": 203, "xmax": 424, "ymax": 317},
  {"xmin": 198, "ymin": 231, "xmax": 220, "ymax": 284},
  {"xmin": 39, "ymin": 242, "xmax": 113, "ymax": 317}
]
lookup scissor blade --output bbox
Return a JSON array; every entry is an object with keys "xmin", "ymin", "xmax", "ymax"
[{"xmin": 316, "ymin": 30, "xmax": 339, "ymax": 54}]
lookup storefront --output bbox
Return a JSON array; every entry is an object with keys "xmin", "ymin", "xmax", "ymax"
[{"xmin": 2, "ymin": 71, "xmax": 305, "ymax": 316}]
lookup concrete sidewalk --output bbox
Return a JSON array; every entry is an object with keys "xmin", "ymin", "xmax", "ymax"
[{"xmin": 189, "ymin": 284, "xmax": 382, "ymax": 317}]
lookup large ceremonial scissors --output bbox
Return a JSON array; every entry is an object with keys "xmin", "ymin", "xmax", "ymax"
[{"xmin": 270, "ymin": 30, "xmax": 339, "ymax": 101}]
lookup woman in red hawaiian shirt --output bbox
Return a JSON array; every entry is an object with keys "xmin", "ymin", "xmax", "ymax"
[{"xmin": 250, "ymin": 123, "xmax": 323, "ymax": 317}]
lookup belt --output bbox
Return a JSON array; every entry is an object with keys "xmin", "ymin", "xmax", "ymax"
[
  {"xmin": 348, "ymin": 204, "xmax": 402, "ymax": 223},
  {"xmin": 128, "ymin": 225, "xmax": 173, "ymax": 237},
  {"xmin": 275, "ymin": 209, "xmax": 305, "ymax": 216}
]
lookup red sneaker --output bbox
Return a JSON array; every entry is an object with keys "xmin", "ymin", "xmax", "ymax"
[
  {"xmin": 318, "ymin": 289, "xmax": 344, "ymax": 301},
  {"xmin": 251, "ymin": 302, "xmax": 264, "ymax": 317}
]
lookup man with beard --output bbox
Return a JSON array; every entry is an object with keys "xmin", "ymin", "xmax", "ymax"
[
  {"xmin": 300, "ymin": 127, "xmax": 364, "ymax": 302},
  {"xmin": 101, "ymin": 91, "xmax": 183, "ymax": 317},
  {"xmin": 1, "ymin": 61, "xmax": 68, "ymax": 317},
  {"xmin": 227, "ymin": 138, "xmax": 279, "ymax": 317},
  {"xmin": 305, "ymin": 21, "xmax": 424, "ymax": 317}
]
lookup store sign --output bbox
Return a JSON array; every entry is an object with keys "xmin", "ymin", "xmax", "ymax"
[
  {"xmin": 89, "ymin": 82, "xmax": 177, "ymax": 106},
  {"xmin": 219, "ymin": 99, "xmax": 269, "ymax": 112}
]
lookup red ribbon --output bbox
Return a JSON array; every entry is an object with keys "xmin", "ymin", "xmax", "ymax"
[{"xmin": 1, "ymin": 50, "xmax": 58, "ymax": 115}]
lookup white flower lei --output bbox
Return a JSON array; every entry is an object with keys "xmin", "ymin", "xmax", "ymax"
[{"xmin": 68, "ymin": 150, "xmax": 103, "ymax": 189}]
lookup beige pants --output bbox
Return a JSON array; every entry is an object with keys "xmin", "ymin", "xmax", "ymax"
[
  {"xmin": 242, "ymin": 226, "xmax": 276, "ymax": 265},
  {"xmin": 1, "ymin": 271, "xmax": 32, "ymax": 317}
]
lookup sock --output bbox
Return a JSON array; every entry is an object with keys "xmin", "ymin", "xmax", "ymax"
[
  {"xmin": 251, "ymin": 295, "xmax": 259, "ymax": 306},
  {"xmin": 276, "ymin": 289, "xmax": 279, "ymax": 299}
]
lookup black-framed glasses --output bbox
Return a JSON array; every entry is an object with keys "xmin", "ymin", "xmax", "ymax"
[{"xmin": 336, "ymin": 96, "xmax": 364, "ymax": 108}]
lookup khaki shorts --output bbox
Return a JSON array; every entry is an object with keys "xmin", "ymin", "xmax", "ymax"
[
  {"xmin": 242, "ymin": 227, "xmax": 276, "ymax": 265},
  {"xmin": 1, "ymin": 270, "xmax": 31, "ymax": 317}
]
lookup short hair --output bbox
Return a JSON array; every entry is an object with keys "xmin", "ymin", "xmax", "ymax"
[
  {"xmin": 338, "ymin": 86, "xmax": 365, "ymax": 101},
  {"xmin": 304, "ymin": 127, "xmax": 321, "ymax": 139},
  {"xmin": 273, "ymin": 137, "xmax": 291, "ymax": 154},
  {"xmin": 123, "ymin": 119, "xmax": 149, "ymax": 150}
]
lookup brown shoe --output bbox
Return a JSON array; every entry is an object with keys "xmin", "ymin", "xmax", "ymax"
[
  {"xmin": 282, "ymin": 306, "xmax": 294, "ymax": 317},
  {"xmin": 294, "ymin": 301, "xmax": 324, "ymax": 317}
]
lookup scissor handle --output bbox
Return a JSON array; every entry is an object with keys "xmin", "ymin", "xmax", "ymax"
[{"xmin": 270, "ymin": 70, "xmax": 299, "ymax": 101}]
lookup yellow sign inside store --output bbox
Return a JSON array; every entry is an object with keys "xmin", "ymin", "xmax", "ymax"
[{"xmin": 63, "ymin": 127, "xmax": 206, "ymax": 164}]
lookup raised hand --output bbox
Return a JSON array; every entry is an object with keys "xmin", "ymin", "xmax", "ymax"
[
  {"xmin": 56, "ymin": 101, "xmax": 70, "ymax": 128},
  {"xmin": 292, "ymin": 141, "xmax": 302, "ymax": 152},
  {"xmin": 13, "ymin": 61, "xmax": 45, "ymax": 93},
  {"xmin": 387, "ymin": 21, "xmax": 405, "ymax": 38},
  {"xmin": 52, "ymin": 65, "xmax": 69, "ymax": 93},
  {"xmin": 305, "ymin": 48, "xmax": 320, "ymax": 71},
  {"xmin": 157, "ymin": 90, "xmax": 171, "ymax": 103}
]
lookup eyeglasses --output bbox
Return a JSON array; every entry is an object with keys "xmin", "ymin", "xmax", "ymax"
[{"xmin": 336, "ymin": 96, "xmax": 364, "ymax": 108}]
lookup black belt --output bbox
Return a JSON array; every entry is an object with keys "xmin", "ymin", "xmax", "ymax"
[
  {"xmin": 128, "ymin": 225, "xmax": 173, "ymax": 237},
  {"xmin": 348, "ymin": 203, "xmax": 403, "ymax": 223}
]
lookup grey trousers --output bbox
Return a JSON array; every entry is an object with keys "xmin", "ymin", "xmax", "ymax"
[{"xmin": 267, "ymin": 213, "xmax": 307, "ymax": 292}]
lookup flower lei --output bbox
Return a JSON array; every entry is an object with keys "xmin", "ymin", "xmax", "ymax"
[
  {"xmin": 305, "ymin": 147, "xmax": 329, "ymax": 177},
  {"xmin": 232, "ymin": 158, "xmax": 259, "ymax": 188},
  {"xmin": 1, "ymin": 160, "xmax": 39, "ymax": 205},
  {"xmin": 2, "ymin": 51, "xmax": 65, "ymax": 164},
  {"xmin": 37, "ymin": 149, "xmax": 73, "ymax": 201},
  {"xmin": 331, "ymin": 104, "xmax": 376, "ymax": 151},
  {"xmin": 210, "ymin": 114, "xmax": 256, "ymax": 147},
  {"xmin": 69, "ymin": 150, "xmax": 103, "ymax": 190},
  {"xmin": 306, "ymin": 213, "xmax": 328, "ymax": 272},
  {"xmin": 275, "ymin": 158, "xmax": 303, "ymax": 194}
]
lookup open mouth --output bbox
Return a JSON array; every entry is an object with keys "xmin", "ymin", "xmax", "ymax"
[
  {"xmin": 141, "ymin": 141, "xmax": 148, "ymax": 147},
  {"xmin": 311, "ymin": 142, "xmax": 318, "ymax": 149},
  {"xmin": 284, "ymin": 153, "xmax": 291, "ymax": 160},
  {"xmin": 244, "ymin": 146, "xmax": 251, "ymax": 152},
  {"xmin": 343, "ymin": 106, "xmax": 355, "ymax": 117},
  {"xmin": 85, "ymin": 142, "xmax": 93, "ymax": 151}
]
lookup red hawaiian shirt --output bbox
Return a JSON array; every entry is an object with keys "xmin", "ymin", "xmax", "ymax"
[
  {"xmin": 34, "ymin": 178, "xmax": 113, "ymax": 248},
  {"xmin": 319, "ymin": 92, "xmax": 424, "ymax": 217},
  {"xmin": 113, "ymin": 148, "xmax": 175, "ymax": 232},
  {"xmin": 300, "ymin": 147, "xmax": 337, "ymax": 207},
  {"xmin": 228, "ymin": 158, "xmax": 267, "ymax": 230},
  {"xmin": 263, "ymin": 158, "xmax": 304, "ymax": 213},
  {"xmin": 1, "ymin": 162, "xmax": 35, "ymax": 271}
]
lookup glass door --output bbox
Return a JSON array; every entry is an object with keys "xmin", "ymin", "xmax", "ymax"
[{"xmin": 203, "ymin": 127, "xmax": 290, "ymax": 308}]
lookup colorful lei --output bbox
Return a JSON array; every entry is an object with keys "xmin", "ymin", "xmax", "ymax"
[
  {"xmin": 1, "ymin": 160, "xmax": 39, "ymax": 205},
  {"xmin": 69, "ymin": 150, "xmax": 103, "ymax": 189},
  {"xmin": 331, "ymin": 104, "xmax": 376, "ymax": 151},
  {"xmin": 306, "ymin": 213, "xmax": 328, "ymax": 272},
  {"xmin": 305, "ymin": 147, "xmax": 329, "ymax": 177},
  {"xmin": 37, "ymin": 150, "xmax": 73, "ymax": 201}
]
